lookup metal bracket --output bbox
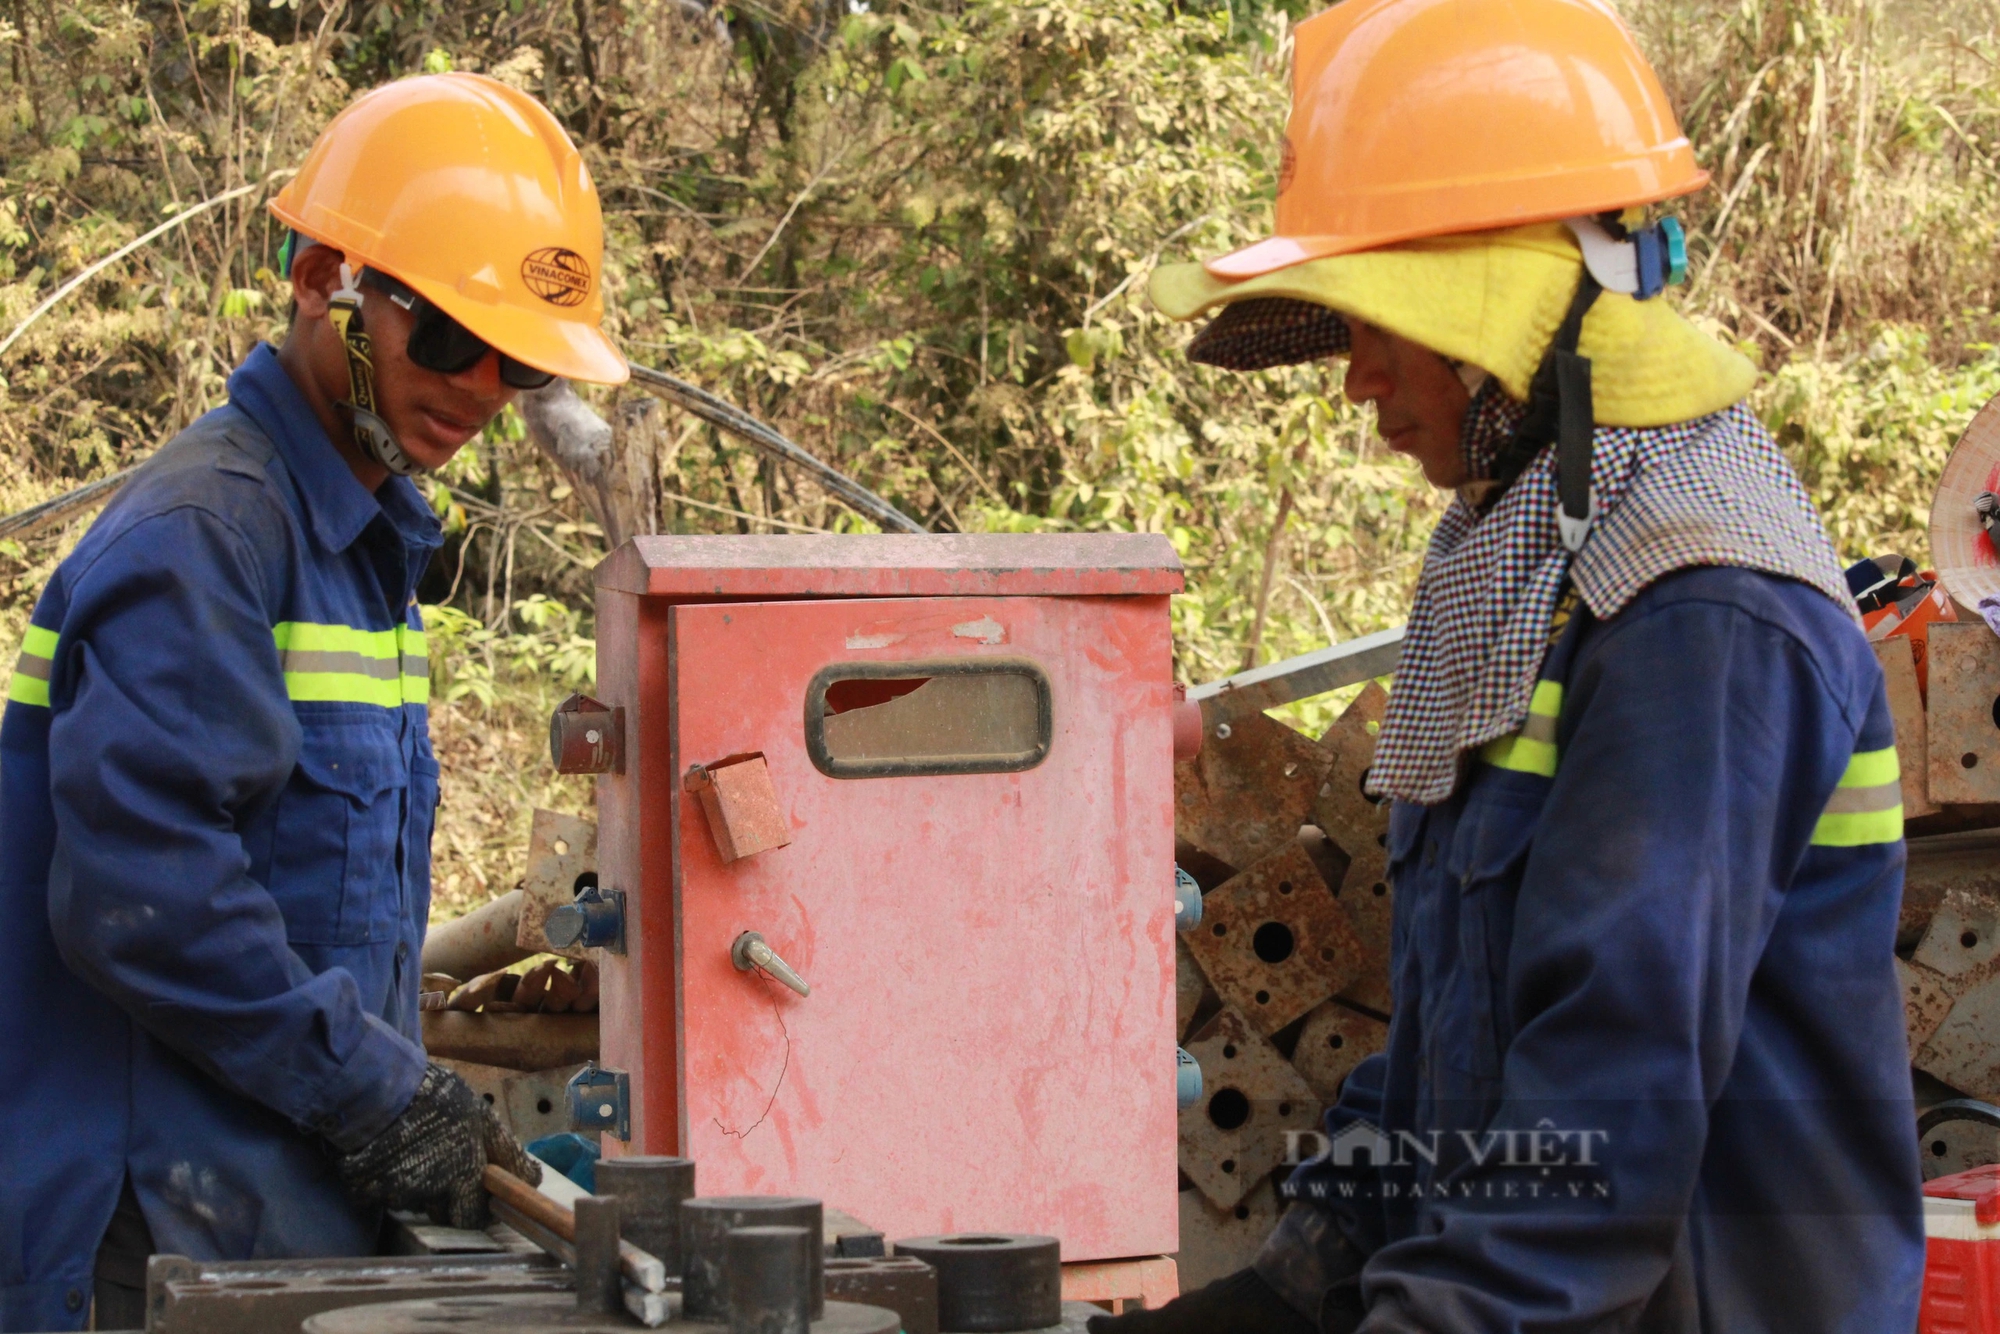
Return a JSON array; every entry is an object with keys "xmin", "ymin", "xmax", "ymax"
[
  {"xmin": 1173, "ymin": 866, "xmax": 1203, "ymax": 932},
  {"xmin": 549, "ymin": 693, "xmax": 625, "ymax": 775},
  {"xmin": 1188, "ymin": 624, "xmax": 1405, "ymax": 726},
  {"xmin": 566, "ymin": 1065, "xmax": 631, "ymax": 1141},
  {"xmin": 544, "ymin": 886, "xmax": 626, "ymax": 954}
]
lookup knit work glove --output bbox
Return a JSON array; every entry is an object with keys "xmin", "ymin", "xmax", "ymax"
[
  {"xmin": 334, "ymin": 1061, "xmax": 541, "ymax": 1229},
  {"xmin": 1086, "ymin": 1269, "xmax": 1321, "ymax": 1334}
]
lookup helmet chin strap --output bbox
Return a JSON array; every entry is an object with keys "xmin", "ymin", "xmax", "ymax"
[{"xmin": 327, "ymin": 262, "xmax": 424, "ymax": 477}]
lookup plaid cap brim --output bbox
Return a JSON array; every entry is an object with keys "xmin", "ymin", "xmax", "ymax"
[{"xmin": 1185, "ymin": 296, "xmax": 1351, "ymax": 371}]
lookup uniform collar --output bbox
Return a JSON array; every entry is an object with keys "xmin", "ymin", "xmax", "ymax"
[{"xmin": 227, "ymin": 343, "xmax": 442, "ymax": 558}]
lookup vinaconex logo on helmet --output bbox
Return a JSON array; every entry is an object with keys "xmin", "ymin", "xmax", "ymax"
[{"xmin": 521, "ymin": 248, "xmax": 592, "ymax": 307}]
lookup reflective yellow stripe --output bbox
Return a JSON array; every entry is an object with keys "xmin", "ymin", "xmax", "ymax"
[
  {"xmin": 1479, "ymin": 680, "xmax": 1563, "ymax": 777},
  {"xmin": 273, "ymin": 621, "xmax": 428, "ymax": 707},
  {"xmin": 6, "ymin": 625, "xmax": 57, "ymax": 708},
  {"xmin": 397, "ymin": 625, "xmax": 428, "ymax": 704},
  {"xmin": 1837, "ymin": 745, "xmax": 1900, "ymax": 790},
  {"xmin": 1811, "ymin": 746, "xmax": 1903, "ymax": 847}
]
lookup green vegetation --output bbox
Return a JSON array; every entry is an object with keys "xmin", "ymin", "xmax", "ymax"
[{"xmin": 2, "ymin": 0, "xmax": 1997, "ymax": 912}]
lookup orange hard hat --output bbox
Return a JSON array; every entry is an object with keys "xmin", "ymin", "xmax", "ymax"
[
  {"xmin": 1207, "ymin": 0, "xmax": 1708, "ymax": 281},
  {"xmin": 271, "ymin": 73, "xmax": 627, "ymax": 385}
]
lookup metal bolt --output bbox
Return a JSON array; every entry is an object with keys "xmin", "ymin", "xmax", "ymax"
[
  {"xmin": 1215, "ymin": 723, "xmax": 1233, "ymax": 740},
  {"xmin": 733, "ymin": 931, "xmax": 812, "ymax": 997}
]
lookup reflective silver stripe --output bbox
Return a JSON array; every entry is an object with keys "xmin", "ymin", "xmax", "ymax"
[
  {"xmin": 280, "ymin": 649, "xmax": 402, "ymax": 681},
  {"xmin": 12, "ymin": 653, "xmax": 51, "ymax": 682},
  {"xmin": 1821, "ymin": 781, "xmax": 1902, "ymax": 816},
  {"xmin": 400, "ymin": 653, "xmax": 428, "ymax": 675},
  {"xmin": 1519, "ymin": 712, "xmax": 1558, "ymax": 744}
]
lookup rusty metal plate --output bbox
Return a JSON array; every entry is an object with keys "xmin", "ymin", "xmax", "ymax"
[
  {"xmin": 1175, "ymin": 1183, "xmax": 1281, "ymax": 1292},
  {"xmin": 1918, "ymin": 972, "xmax": 2000, "ymax": 1100},
  {"xmin": 1182, "ymin": 843, "xmax": 1360, "ymax": 1036},
  {"xmin": 1312, "ymin": 684, "xmax": 1391, "ymax": 871},
  {"xmin": 1291, "ymin": 1000, "xmax": 1390, "ymax": 1106},
  {"xmin": 517, "ymin": 809, "xmax": 599, "ymax": 960},
  {"xmin": 1913, "ymin": 887, "xmax": 2000, "ymax": 1097},
  {"xmin": 499, "ymin": 1064, "xmax": 591, "ymax": 1146},
  {"xmin": 1876, "ymin": 637, "xmax": 1939, "ymax": 819},
  {"xmin": 146, "ymin": 1252, "xmax": 567, "ymax": 1334},
  {"xmin": 438, "ymin": 1056, "xmax": 584, "ymax": 1144},
  {"xmin": 1177, "ymin": 936, "xmax": 1216, "ymax": 1046},
  {"xmin": 1314, "ymin": 686, "xmax": 1393, "ymax": 1014},
  {"xmin": 1174, "ymin": 711, "xmax": 1333, "ymax": 872},
  {"xmin": 1904, "ymin": 832, "xmax": 2000, "ymax": 952},
  {"xmin": 1913, "ymin": 887, "xmax": 2000, "ymax": 985},
  {"xmin": 1178, "ymin": 1007, "xmax": 1320, "ymax": 1210},
  {"xmin": 1899, "ymin": 958, "xmax": 1956, "ymax": 1057},
  {"xmin": 1926, "ymin": 623, "xmax": 2000, "ymax": 803}
]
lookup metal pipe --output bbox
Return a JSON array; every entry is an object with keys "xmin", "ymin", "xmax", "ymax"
[
  {"xmin": 420, "ymin": 1011, "xmax": 598, "ymax": 1071},
  {"xmin": 419, "ymin": 888, "xmax": 531, "ymax": 981}
]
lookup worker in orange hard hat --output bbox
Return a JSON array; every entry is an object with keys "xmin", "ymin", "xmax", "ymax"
[
  {"xmin": 1098, "ymin": 2, "xmax": 1922, "ymax": 1332},
  {"xmin": 0, "ymin": 73, "xmax": 625, "ymax": 1331}
]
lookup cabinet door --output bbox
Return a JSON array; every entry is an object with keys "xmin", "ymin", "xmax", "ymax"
[{"xmin": 667, "ymin": 594, "xmax": 1177, "ymax": 1260}]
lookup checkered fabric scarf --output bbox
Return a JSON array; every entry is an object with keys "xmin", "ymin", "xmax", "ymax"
[{"xmin": 1369, "ymin": 381, "xmax": 1856, "ymax": 805}]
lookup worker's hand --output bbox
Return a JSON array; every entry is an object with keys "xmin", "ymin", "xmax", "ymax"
[
  {"xmin": 333, "ymin": 1061, "xmax": 542, "ymax": 1229},
  {"xmin": 1085, "ymin": 1269, "xmax": 1324, "ymax": 1334}
]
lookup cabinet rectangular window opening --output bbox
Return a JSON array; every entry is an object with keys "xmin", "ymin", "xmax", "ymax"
[{"xmin": 805, "ymin": 659, "xmax": 1053, "ymax": 778}]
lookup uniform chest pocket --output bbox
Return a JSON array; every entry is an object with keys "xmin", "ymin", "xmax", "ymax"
[
  {"xmin": 269, "ymin": 714, "xmax": 409, "ymax": 946},
  {"xmin": 1439, "ymin": 784, "xmax": 1544, "ymax": 1081}
]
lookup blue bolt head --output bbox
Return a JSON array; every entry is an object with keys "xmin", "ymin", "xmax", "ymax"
[
  {"xmin": 1176, "ymin": 1047, "xmax": 1203, "ymax": 1111},
  {"xmin": 1174, "ymin": 865, "xmax": 1203, "ymax": 931}
]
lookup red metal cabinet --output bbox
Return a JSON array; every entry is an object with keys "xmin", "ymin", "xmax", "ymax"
[{"xmin": 591, "ymin": 535, "xmax": 1183, "ymax": 1261}]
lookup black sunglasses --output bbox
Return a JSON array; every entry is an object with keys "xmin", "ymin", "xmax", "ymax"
[{"xmin": 360, "ymin": 270, "xmax": 557, "ymax": 390}]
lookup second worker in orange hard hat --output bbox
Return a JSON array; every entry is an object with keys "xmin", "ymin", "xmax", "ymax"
[
  {"xmin": 1098, "ymin": 2, "xmax": 1921, "ymax": 1332},
  {"xmin": 0, "ymin": 74, "xmax": 626, "ymax": 1332}
]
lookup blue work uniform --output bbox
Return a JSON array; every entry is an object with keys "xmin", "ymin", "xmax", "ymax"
[
  {"xmin": 1270, "ymin": 566, "xmax": 1924, "ymax": 1332},
  {"xmin": 0, "ymin": 343, "xmax": 438, "ymax": 1331}
]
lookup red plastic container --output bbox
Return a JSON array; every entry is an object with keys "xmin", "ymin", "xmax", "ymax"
[{"xmin": 1922, "ymin": 1166, "xmax": 2000, "ymax": 1333}]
